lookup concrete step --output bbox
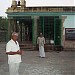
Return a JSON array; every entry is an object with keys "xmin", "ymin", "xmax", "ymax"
[
  {"xmin": 20, "ymin": 44, "xmax": 35, "ymax": 51},
  {"xmin": 63, "ymin": 48, "xmax": 75, "ymax": 51}
]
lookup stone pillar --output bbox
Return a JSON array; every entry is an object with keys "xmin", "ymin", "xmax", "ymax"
[
  {"xmin": 13, "ymin": 19, "xmax": 16, "ymax": 32},
  {"xmin": 8, "ymin": 18, "xmax": 11, "ymax": 40},
  {"xmin": 32, "ymin": 16, "xmax": 39, "ymax": 45},
  {"xmin": 61, "ymin": 16, "xmax": 67, "ymax": 47}
]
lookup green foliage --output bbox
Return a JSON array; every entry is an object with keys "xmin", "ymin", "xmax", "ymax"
[{"xmin": 0, "ymin": 17, "xmax": 8, "ymax": 30}]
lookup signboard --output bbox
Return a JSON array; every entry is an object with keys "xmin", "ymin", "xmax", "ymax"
[{"xmin": 65, "ymin": 28, "xmax": 75, "ymax": 40}]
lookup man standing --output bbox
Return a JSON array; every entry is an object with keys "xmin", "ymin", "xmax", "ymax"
[
  {"xmin": 6, "ymin": 32, "xmax": 22, "ymax": 75},
  {"xmin": 37, "ymin": 33, "xmax": 45, "ymax": 58}
]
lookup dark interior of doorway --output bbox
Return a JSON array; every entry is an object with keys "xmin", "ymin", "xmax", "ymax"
[
  {"xmin": 38, "ymin": 16, "xmax": 55, "ymax": 44},
  {"xmin": 16, "ymin": 17, "xmax": 32, "ymax": 42},
  {"xmin": 38, "ymin": 16, "xmax": 60, "ymax": 44}
]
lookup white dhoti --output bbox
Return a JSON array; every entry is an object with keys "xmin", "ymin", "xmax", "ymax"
[
  {"xmin": 9, "ymin": 63, "xmax": 20, "ymax": 75},
  {"xmin": 39, "ymin": 46, "xmax": 45, "ymax": 57}
]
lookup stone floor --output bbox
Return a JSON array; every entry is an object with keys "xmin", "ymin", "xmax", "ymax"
[{"xmin": 0, "ymin": 44, "xmax": 75, "ymax": 75}]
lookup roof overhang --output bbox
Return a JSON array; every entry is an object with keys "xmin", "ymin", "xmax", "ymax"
[{"xmin": 6, "ymin": 12, "xmax": 75, "ymax": 17}]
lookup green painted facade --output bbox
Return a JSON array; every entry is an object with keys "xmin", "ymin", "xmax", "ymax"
[{"xmin": 6, "ymin": 7, "xmax": 75, "ymax": 46}]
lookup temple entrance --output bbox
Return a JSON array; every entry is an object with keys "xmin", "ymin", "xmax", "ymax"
[
  {"xmin": 15, "ymin": 16, "xmax": 61, "ymax": 45},
  {"xmin": 16, "ymin": 17, "xmax": 32, "ymax": 43},
  {"xmin": 37, "ymin": 16, "xmax": 62, "ymax": 45}
]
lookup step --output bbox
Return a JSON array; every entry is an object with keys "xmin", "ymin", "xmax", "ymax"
[
  {"xmin": 20, "ymin": 45, "xmax": 33, "ymax": 47},
  {"xmin": 20, "ymin": 46, "xmax": 35, "ymax": 51},
  {"xmin": 20, "ymin": 43, "xmax": 35, "ymax": 51}
]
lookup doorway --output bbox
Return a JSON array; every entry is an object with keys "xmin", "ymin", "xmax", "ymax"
[
  {"xmin": 16, "ymin": 17, "xmax": 32, "ymax": 43},
  {"xmin": 37, "ymin": 16, "xmax": 62, "ymax": 45}
]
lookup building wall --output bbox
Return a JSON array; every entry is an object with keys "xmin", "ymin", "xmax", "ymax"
[
  {"xmin": 63, "ymin": 15, "xmax": 75, "ymax": 49},
  {"xmin": 64, "ymin": 15, "xmax": 74, "ymax": 28}
]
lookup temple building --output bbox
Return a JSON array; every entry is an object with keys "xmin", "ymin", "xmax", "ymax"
[{"xmin": 6, "ymin": 0, "xmax": 75, "ymax": 50}]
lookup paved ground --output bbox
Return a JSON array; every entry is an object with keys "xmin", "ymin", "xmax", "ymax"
[{"xmin": 0, "ymin": 43, "xmax": 75, "ymax": 75}]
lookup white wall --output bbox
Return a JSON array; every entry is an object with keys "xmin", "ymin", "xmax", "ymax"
[
  {"xmin": 62, "ymin": 15, "xmax": 75, "ymax": 35},
  {"xmin": 64, "ymin": 15, "xmax": 75, "ymax": 28},
  {"xmin": 74, "ymin": 15, "xmax": 75, "ymax": 28}
]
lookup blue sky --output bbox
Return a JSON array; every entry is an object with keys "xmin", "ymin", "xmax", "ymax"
[{"xmin": 0, "ymin": 0, "xmax": 75, "ymax": 17}]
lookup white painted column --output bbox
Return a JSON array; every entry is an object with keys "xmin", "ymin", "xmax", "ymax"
[{"xmin": 61, "ymin": 16, "xmax": 67, "ymax": 47}]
